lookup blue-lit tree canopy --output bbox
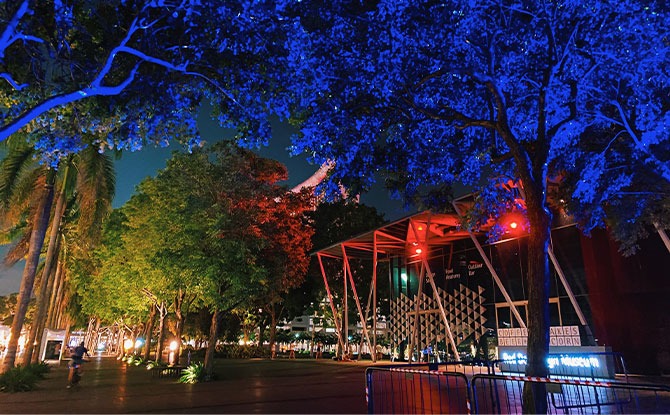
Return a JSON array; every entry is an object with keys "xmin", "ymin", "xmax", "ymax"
[
  {"xmin": 282, "ymin": 1, "xmax": 668, "ymax": 411},
  {"xmin": 0, "ymin": 0, "xmax": 302, "ymax": 163}
]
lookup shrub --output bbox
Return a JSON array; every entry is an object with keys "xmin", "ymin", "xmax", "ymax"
[
  {"xmin": 214, "ymin": 344, "xmax": 270, "ymax": 359},
  {"xmin": 0, "ymin": 365, "xmax": 40, "ymax": 393},
  {"xmin": 28, "ymin": 362, "xmax": 51, "ymax": 379},
  {"xmin": 145, "ymin": 360, "xmax": 164, "ymax": 370},
  {"xmin": 178, "ymin": 362, "xmax": 205, "ymax": 384}
]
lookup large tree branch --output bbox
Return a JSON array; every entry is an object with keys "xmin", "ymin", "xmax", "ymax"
[
  {"xmin": 0, "ymin": 12, "xmax": 241, "ymax": 143},
  {"xmin": 480, "ymin": 77, "xmax": 534, "ymax": 183},
  {"xmin": 0, "ymin": 65, "xmax": 141, "ymax": 142}
]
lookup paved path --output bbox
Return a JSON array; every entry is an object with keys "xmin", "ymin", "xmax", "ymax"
[{"xmin": 0, "ymin": 357, "xmax": 371, "ymax": 414}]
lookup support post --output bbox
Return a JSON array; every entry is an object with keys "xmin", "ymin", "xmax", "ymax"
[
  {"xmin": 452, "ymin": 203, "xmax": 527, "ymax": 329},
  {"xmin": 654, "ymin": 222, "xmax": 670, "ymax": 254},
  {"xmin": 548, "ymin": 247, "xmax": 595, "ymax": 343},
  {"xmin": 317, "ymin": 254, "xmax": 346, "ymax": 356},
  {"xmin": 423, "ymin": 262, "xmax": 461, "ymax": 361},
  {"xmin": 406, "ymin": 261, "xmax": 425, "ymax": 364},
  {"xmin": 343, "ymin": 256, "xmax": 348, "ymax": 356},
  {"xmin": 408, "ymin": 218, "xmax": 461, "ymax": 362},
  {"xmin": 342, "ymin": 246, "xmax": 374, "ymax": 360},
  {"xmin": 372, "ymin": 232, "xmax": 378, "ymax": 363}
]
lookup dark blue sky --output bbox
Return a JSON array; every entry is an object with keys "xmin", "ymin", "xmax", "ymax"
[{"xmin": 113, "ymin": 111, "xmax": 409, "ymax": 216}]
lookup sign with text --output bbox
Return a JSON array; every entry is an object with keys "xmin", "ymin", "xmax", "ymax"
[
  {"xmin": 497, "ymin": 325, "xmax": 581, "ymax": 347},
  {"xmin": 497, "ymin": 346, "xmax": 616, "ymax": 379},
  {"xmin": 444, "ymin": 262, "xmax": 484, "ymax": 280}
]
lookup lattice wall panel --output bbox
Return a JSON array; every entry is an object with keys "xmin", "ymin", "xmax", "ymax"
[{"xmin": 389, "ymin": 283, "xmax": 487, "ymax": 351}]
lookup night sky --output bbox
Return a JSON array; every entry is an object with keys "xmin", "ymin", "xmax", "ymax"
[{"xmin": 0, "ymin": 111, "xmax": 409, "ymax": 296}]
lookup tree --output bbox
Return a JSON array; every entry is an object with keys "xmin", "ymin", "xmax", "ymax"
[
  {"xmin": 0, "ymin": 1, "xmax": 301, "ymax": 156},
  {"xmin": 86, "ymin": 142, "xmax": 314, "ymax": 374},
  {"xmin": 196, "ymin": 143, "xmax": 314, "ymax": 377},
  {"xmin": 283, "ymin": 2, "xmax": 667, "ymax": 411},
  {"xmin": 254, "ymin": 186, "xmax": 314, "ymax": 356}
]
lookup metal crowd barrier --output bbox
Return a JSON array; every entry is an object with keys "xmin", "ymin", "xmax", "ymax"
[
  {"xmin": 366, "ymin": 361, "xmax": 670, "ymax": 414},
  {"xmin": 470, "ymin": 374, "xmax": 670, "ymax": 414},
  {"xmin": 365, "ymin": 366, "xmax": 471, "ymax": 414}
]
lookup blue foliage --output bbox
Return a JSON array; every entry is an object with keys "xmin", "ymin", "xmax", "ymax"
[
  {"xmin": 0, "ymin": 0, "xmax": 666, "ymax": 246},
  {"xmin": 283, "ymin": 0, "xmax": 668, "ymax": 242}
]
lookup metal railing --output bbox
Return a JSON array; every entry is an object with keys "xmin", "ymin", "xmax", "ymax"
[
  {"xmin": 470, "ymin": 374, "xmax": 670, "ymax": 414},
  {"xmin": 366, "ymin": 366, "xmax": 471, "ymax": 414},
  {"xmin": 365, "ymin": 358, "xmax": 670, "ymax": 414}
]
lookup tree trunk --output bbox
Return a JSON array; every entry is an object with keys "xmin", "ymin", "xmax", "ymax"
[
  {"xmin": 204, "ymin": 309, "xmax": 222, "ymax": 379},
  {"xmin": 522, "ymin": 189, "xmax": 552, "ymax": 414},
  {"xmin": 26, "ymin": 257, "xmax": 58, "ymax": 364},
  {"xmin": 173, "ymin": 290, "xmax": 185, "ymax": 364},
  {"xmin": 143, "ymin": 306, "xmax": 157, "ymax": 360},
  {"xmin": 46, "ymin": 256, "xmax": 64, "ymax": 328},
  {"xmin": 1, "ymin": 169, "xmax": 56, "ymax": 373},
  {"xmin": 155, "ymin": 302, "xmax": 167, "ymax": 363},
  {"xmin": 269, "ymin": 309, "xmax": 278, "ymax": 359},
  {"xmin": 51, "ymin": 266, "xmax": 67, "ymax": 328},
  {"xmin": 61, "ymin": 319, "xmax": 71, "ymax": 364},
  {"xmin": 25, "ymin": 164, "xmax": 68, "ymax": 364}
]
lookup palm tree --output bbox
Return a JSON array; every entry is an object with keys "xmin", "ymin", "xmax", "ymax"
[
  {"xmin": 28, "ymin": 147, "xmax": 115, "ymax": 363},
  {"xmin": 0, "ymin": 143, "xmax": 115, "ymax": 371}
]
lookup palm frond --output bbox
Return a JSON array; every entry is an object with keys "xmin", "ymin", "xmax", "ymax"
[
  {"xmin": 75, "ymin": 148, "xmax": 116, "ymax": 243},
  {"xmin": 0, "ymin": 145, "xmax": 39, "ymax": 209},
  {"xmin": 3, "ymin": 232, "xmax": 30, "ymax": 268},
  {"xmin": 2, "ymin": 169, "xmax": 44, "ymax": 226}
]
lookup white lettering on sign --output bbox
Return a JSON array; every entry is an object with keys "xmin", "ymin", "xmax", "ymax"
[
  {"xmin": 501, "ymin": 352, "xmax": 601, "ymax": 370},
  {"xmin": 500, "ymin": 325, "xmax": 581, "ymax": 347}
]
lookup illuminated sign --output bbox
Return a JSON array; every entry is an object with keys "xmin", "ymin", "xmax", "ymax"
[
  {"xmin": 498, "ymin": 346, "xmax": 616, "ymax": 379},
  {"xmin": 501, "ymin": 352, "xmax": 600, "ymax": 370}
]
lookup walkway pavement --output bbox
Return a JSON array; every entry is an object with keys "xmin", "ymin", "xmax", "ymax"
[{"xmin": 0, "ymin": 357, "xmax": 372, "ymax": 414}]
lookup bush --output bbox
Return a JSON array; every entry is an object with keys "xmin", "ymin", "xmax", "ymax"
[
  {"xmin": 145, "ymin": 360, "xmax": 166, "ymax": 370},
  {"xmin": 27, "ymin": 362, "xmax": 51, "ymax": 379},
  {"xmin": 178, "ymin": 362, "xmax": 205, "ymax": 384},
  {"xmin": 0, "ymin": 365, "xmax": 41, "ymax": 393},
  {"xmin": 214, "ymin": 344, "xmax": 270, "ymax": 359}
]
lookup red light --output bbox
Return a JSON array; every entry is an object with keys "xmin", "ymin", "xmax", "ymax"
[
  {"xmin": 415, "ymin": 248, "xmax": 423, "ymax": 254},
  {"xmin": 418, "ymin": 226, "xmax": 424, "ymax": 231},
  {"xmin": 509, "ymin": 221, "xmax": 518, "ymax": 230}
]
